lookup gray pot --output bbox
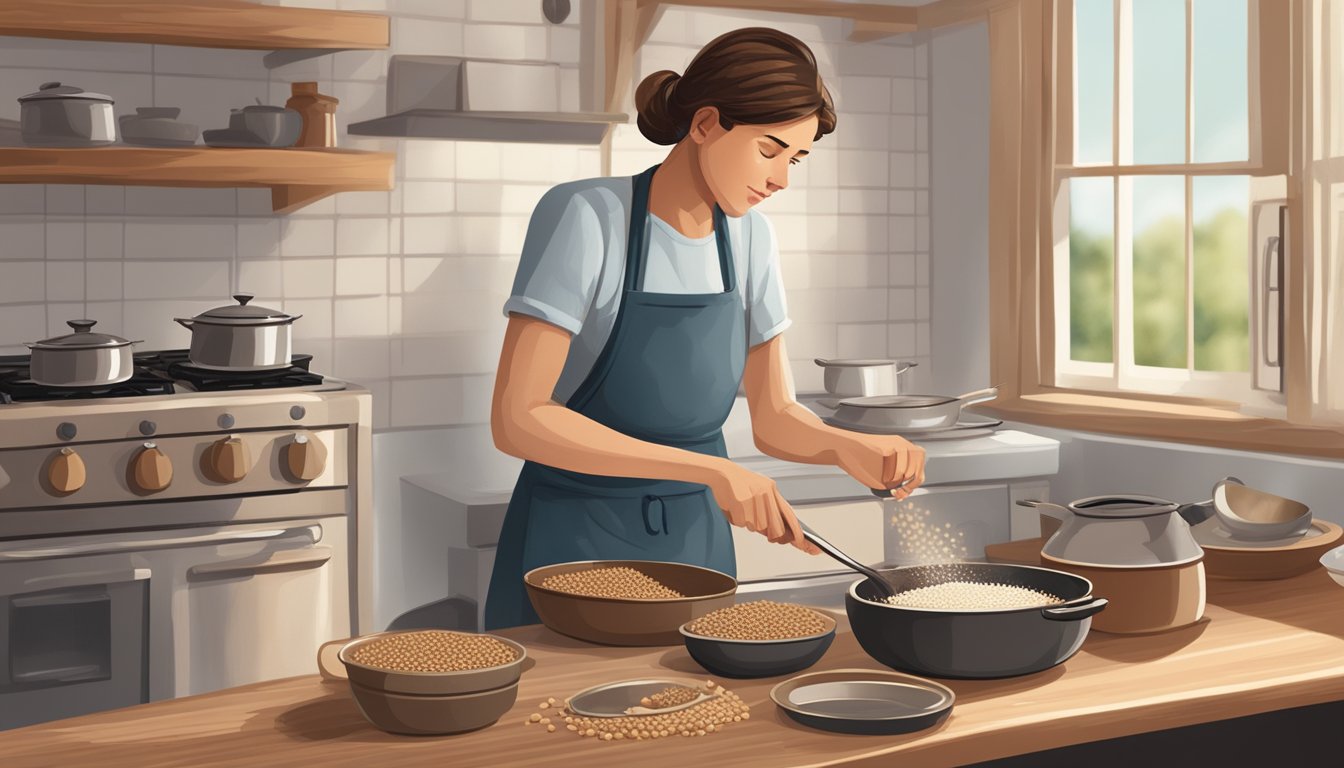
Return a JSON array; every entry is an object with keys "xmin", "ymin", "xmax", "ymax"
[
  {"xmin": 829, "ymin": 387, "xmax": 999, "ymax": 431},
  {"xmin": 19, "ymin": 82, "xmax": 116, "ymax": 147},
  {"xmin": 814, "ymin": 358, "xmax": 916, "ymax": 398},
  {"xmin": 229, "ymin": 105, "xmax": 302, "ymax": 147},
  {"xmin": 25, "ymin": 320, "xmax": 142, "ymax": 387},
  {"xmin": 174, "ymin": 294, "xmax": 302, "ymax": 371}
]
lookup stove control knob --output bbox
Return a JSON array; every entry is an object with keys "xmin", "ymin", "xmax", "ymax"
[
  {"xmin": 131, "ymin": 442, "xmax": 172, "ymax": 493},
  {"xmin": 47, "ymin": 447, "xmax": 86, "ymax": 494},
  {"xmin": 57, "ymin": 422, "xmax": 77, "ymax": 441},
  {"xmin": 284, "ymin": 433, "xmax": 327, "ymax": 482},
  {"xmin": 206, "ymin": 436, "xmax": 250, "ymax": 483},
  {"xmin": 139, "ymin": 420, "xmax": 156, "ymax": 436}
]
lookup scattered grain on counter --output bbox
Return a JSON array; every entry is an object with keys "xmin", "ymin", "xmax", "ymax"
[
  {"xmin": 528, "ymin": 681, "xmax": 750, "ymax": 741},
  {"xmin": 883, "ymin": 581, "xmax": 1063, "ymax": 610},
  {"xmin": 348, "ymin": 630, "xmax": 518, "ymax": 672},
  {"xmin": 540, "ymin": 566, "xmax": 683, "ymax": 599},
  {"xmin": 684, "ymin": 600, "xmax": 828, "ymax": 640},
  {"xmin": 639, "ymin": 686, "xmax": 701, "ymax": 710}
]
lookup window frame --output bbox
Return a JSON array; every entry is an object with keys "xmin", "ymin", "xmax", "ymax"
[
  {"xmin": 1056, "ymin": 0, "xmax": 1272, "ymax": 404},
  {"xmin": 982, "ymin": 0, "xmax": 1338, "ymax": 458}
]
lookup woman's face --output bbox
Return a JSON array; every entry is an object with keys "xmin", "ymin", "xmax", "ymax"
[{"xmin": 691, "ymin": 108, "xmax": 819, "ymax": 217}]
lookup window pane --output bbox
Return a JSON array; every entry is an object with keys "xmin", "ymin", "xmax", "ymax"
[
  {"xmin": 1192, "ymin": 0, "xmax": 1248, "ymax": 162},
  {"xmin": 1076, "ymin": 0, "xmax": 1114, "ymax": 164},
  {"xmin": 1193, "ymin": 176, "xmax": 1250, "ymax": 371},
  {"xmin": 1070, "ymin": 177, "xmax": 1115, "ymax": 362},
  {"xmin": 1130, "ymin": 0, "xmax": 1186, "ymax": 164},
  {"xmin": 1132, "ymin": 175, "xmax": 1186, "ymax": 367}
]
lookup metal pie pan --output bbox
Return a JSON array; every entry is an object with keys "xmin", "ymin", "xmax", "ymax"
[{"xmin": 770, "ymin": 668, "xmax": 954, "ymax": 735}]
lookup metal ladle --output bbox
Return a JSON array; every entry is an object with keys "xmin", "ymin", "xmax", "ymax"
[{"xmin": 801, "ymin": 525, "xmax": 900, "ymax": 600}]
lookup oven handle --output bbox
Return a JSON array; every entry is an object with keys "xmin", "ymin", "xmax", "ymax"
[
  {"xmin": 17, "ymin": 567, "xmax": 152, "ymax": 596},
  {"xmin": 11, "ymin": 664, "xmax": 105, "ymax": 685},
  {"xmin": 0, "ymin": 526, "xmax": 319, "ymax": 561},
  {"xmin": 187, "ymin": 546, "xmax": 332, "ymax": 581}
]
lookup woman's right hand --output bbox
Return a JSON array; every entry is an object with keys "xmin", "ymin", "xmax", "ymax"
[{"xmin": 705, "ymin": 461, "xmax": 821, "ymax": 555}]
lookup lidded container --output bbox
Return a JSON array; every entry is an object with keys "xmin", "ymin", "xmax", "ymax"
[
  {"xmin": 174, "ymin": 294, "xmax": 302, "ymax": 371},
  {"xmin": 1019, "ymin": 494, "xmax": 1207, "ymax": 635},
  {"xmin": 18, "ymin": 81, "xmax": 117, "ymax": 146},
  {"xmin": 26, "ymin": 319, "xmax": 142, "ymax": 387}
]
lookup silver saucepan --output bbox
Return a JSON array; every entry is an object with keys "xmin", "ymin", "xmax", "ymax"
[
  {"xmin": 25, "ymin": 319, "xmax": 142, "ymax": 387},
  {"xmin": 828, "ymin": 387, "xmax": 999, "ymax": 432},
  {"xmin": 814, "ymin": 358, "xmax": 917, "ymax": 398},
  {"xmin": 174, "ymin": 294, "xmax": 302, "ymax": 370}
]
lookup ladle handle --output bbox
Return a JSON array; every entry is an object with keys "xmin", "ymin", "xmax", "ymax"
[{"xmin": 800, "ymin": 526, "xmax": 897, "ymax": 598}]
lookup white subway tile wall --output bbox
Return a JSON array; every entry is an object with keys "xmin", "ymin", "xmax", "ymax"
[{"xmin": 0, "ymin": 4, "xmax": 931, "ymax": 425}]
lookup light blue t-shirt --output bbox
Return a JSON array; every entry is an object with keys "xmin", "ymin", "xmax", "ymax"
[{"xmin": 503, "ymin": 176, "xmax": 791, "ymax": 404}]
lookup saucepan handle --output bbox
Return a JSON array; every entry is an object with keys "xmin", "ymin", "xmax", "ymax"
[
  {"xmin": 1042, "ymin": 597, "xmax": 1108, "ymax": 622},
  {"xmin": 1016, "ymin": 498, "xmax": 1071, "ymax": 521}
]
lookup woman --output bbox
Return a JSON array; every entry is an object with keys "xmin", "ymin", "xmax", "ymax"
[{"xmin": 485, "ymin": 27, "xmax": 925, "ymax": 629}]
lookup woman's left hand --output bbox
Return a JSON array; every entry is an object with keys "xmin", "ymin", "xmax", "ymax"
[{"xmin": 832, "ymin": 433, "xmax": 926, "ymax": 501}]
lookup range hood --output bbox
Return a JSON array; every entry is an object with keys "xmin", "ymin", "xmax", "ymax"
[{"xmin": 348, "ymin": 55, "xmax": 627, "ymax": 144}]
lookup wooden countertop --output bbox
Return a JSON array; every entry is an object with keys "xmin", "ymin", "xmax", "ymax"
[{"xmin": 5, "ymin": 557, "xmax": 1344, "ymax": 768}]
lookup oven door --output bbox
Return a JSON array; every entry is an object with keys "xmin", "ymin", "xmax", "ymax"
[
  {"xmin": 0, "ymin": 552, "xmax": 150, "ymax": 730},
  {"xmin": 169, "ymin": 516, "xmax": 349, "ymax": 696}
]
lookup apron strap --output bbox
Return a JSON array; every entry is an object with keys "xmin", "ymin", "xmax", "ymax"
[{"xmin": 630, "ymin": 164, "xmax": 736, "ymax": 294}]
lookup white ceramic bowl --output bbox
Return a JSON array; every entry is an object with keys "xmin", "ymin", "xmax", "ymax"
[{"xmin": 1320, "ymin": 543, "xmax": 1344, "ymax": 588}]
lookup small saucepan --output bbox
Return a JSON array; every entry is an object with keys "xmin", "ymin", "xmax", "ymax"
[
  {"xmin": 25, "ymin": 320, "xmax": 142, "ymax": 387},
  {"xmin": 814, "ymin": 358, "xmax": 917, "ymax": 398},
  {"xmin": 829, "ymin": 387, "xmax": 999, "ymax": 432}
]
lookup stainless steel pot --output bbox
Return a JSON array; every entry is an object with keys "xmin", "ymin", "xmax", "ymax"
[
  {"xmin": 25, "ymin": 320, "xmax": 142, "ymax": 387},
  {"xmin": 829, "ymin": 387, "xmax": 999, "ymax": 432},
  {"xmin": 18, "ymin": 82, "xmax": 116, "ymax": 147},
  {"xmin": 174, "ymin": 294, "xmax": 302, "ymax": 371},
  {"xmin": 1018, "ymin": 495, "xmax": 1206, "ymax": 634},
  {"xmin": 814, "ymin": 358, "xmax": 916, "ymax": 397}
]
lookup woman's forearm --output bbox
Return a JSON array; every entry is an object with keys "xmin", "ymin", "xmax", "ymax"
[
  {"xmin": 494, "ymin": 401, "xmax": 728, "ymax": 486},
  {"xmin": 750, "ymin": 400, "xmax": 853, "ymax": 465}
]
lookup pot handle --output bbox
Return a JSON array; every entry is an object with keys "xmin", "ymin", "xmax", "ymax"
[
  {"xmin": 894, "ymin": 361, "xmax": 918, "ymax": 374},
  {"xmin": 955, "ymin": 386, "xmax": 1000, "ymax": 407},
  {"xmin": 1015, "ymin": 498, "xmax": 1071, "ymax": 522},
  {"xmin": 173, "ymin": 318, "xmax": 194, "ymax": 329},
  {"xmin": 1042, "ymin": 596, "xmax": 1108, "ymax": 622}
]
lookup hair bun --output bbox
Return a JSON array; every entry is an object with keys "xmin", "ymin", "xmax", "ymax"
[{"xmin": 635, "ymin": 70, "xmax": 684, "ymax": 145}]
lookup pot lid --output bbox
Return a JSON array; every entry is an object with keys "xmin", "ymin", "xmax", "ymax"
[
  {"xmin": 815, "ymin": 358, "xmax": 906, "ymax": 367},
  {"xmin": 1068, "ymin": 494, "xmax": 1179, "ymax": 519},
  {"xmin": 27, "ymin": 319, "xmax": 137, "ymax": 350},
  {"xmin": 192, "ymin": 294, "xmax": 297, "ymax": 325},
  {"xmin": 19, "ymin": 82, "xmax": 114, "ymax": 103}
]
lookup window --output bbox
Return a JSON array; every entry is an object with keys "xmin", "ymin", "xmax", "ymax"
[{"xmin": 1054, "ymin": 0, "xmax": 1281, "ymax": 407}]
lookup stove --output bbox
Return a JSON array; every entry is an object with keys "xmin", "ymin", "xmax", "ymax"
[{"xmin": 0, "ymin": 349, "xmax": 372, "ymax": 730}]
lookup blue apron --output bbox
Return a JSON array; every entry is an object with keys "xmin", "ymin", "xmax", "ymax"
[{"xmin": 484, "ymin": 165, "xmax": 746, "ymax": 630}]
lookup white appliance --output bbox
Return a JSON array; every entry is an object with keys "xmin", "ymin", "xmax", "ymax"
[{"xmin": 0, "ymin": 351, "xmax": 371, "ymax": 730}]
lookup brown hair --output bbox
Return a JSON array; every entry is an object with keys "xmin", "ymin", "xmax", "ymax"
[{"xmin": 635, "ymin": 27, "xmax": 837, "ymax": 146}]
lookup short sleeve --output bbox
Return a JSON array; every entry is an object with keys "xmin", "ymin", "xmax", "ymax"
[
  {"xmin": 502, "ymin": 186, "xmax": 604, "ymax": 335},
  {"xmin": 745, "ymin": 211, "xmax": 792, "ymax": 347}
]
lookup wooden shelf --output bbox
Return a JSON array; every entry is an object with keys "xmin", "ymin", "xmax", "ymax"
[
  {"xmin": 0, "ymin": 146, "xmax": 394, "ymax": 213},
  {"xmin": 347, "ymin": 110, "xmax": 629, "ymax": 145},
  {"xmin": 0, "ymin": 0, "xmax": 389, "ymax": 50}
]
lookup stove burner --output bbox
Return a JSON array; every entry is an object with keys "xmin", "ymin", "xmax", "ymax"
[
  {"xmin": 139, "ymin": 350, "xmax": 323, "ymax": 391},
  {"xmin": 0, "ymin": 349, "xmax": 324, "ymax": 402},
  {"xmin": 0, "ymin": 366, "xmax": 175, "ymax": 404}
]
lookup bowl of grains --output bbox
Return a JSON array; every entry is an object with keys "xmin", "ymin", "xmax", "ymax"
[
  {"xmin": 679, "ymin": 600, "xmax": 837, "ymax": 678},
  {"xmin": 524, "ymin": 560, "xmax": 737, "ymax": 646},
  {"xmin": 338, "ymin": 629, "xmax": 527, "ymax": 695},
  {"xmin": 337, "ymin": 629, "xmax": 528, "ymax": 735},
  {"xmin": 845, "ymin": 562, "xmax": 1108, "ymax": 679},
  {"xmin": 521, "ymin": 679, "xmax": 753, "ymax": 742}
]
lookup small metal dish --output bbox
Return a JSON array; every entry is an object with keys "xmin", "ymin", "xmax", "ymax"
[
  {"xmin": 771, "ymin": 668, "xmax": 954, "ymax": 735},
  {"xmin": 566, "ymin": 678, "xmax": 712, "ymax": 718}
]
